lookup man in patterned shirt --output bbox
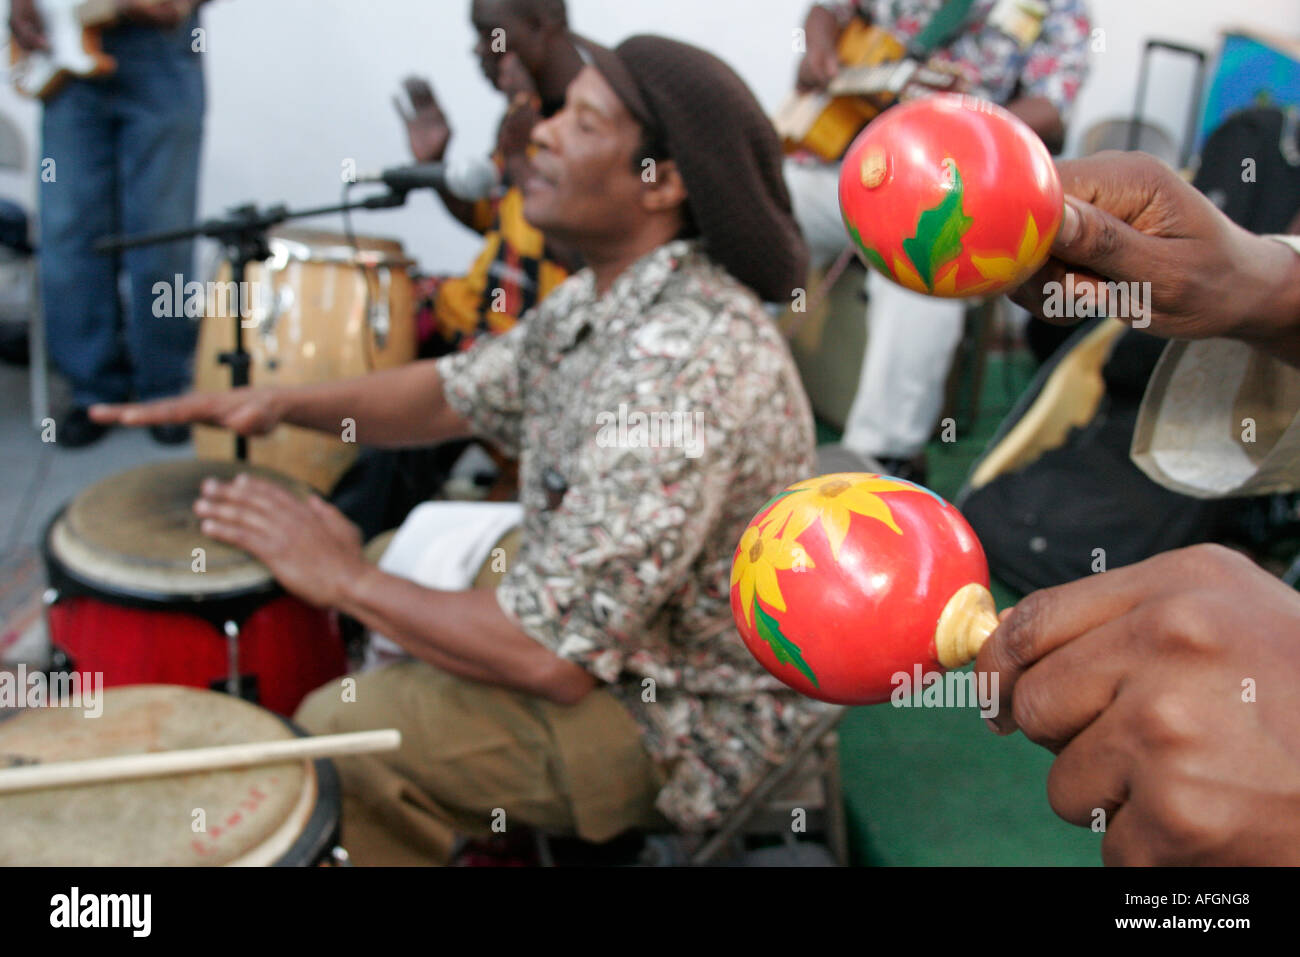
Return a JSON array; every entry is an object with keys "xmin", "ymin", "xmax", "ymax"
[
  {"xmin": 787, "ymin": 0, "xmax": 1091, "ymax": 480},
  {"xmin": 95, "ymin": 37, "xmax": 820, "ymax": 864}
]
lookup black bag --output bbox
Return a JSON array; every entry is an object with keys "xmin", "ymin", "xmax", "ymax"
[
  {"xmin": 1193, "ymin": 105, "xmax": 1300, "ymax": 234},
  {"xmin": 959, "ymin": 324, "xmax": 1236, "ymax": 594}
]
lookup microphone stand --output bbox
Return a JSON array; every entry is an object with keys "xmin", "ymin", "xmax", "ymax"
[{"xmin": 95, "ymin": 190, "xmax": 410, "ymax": 460}]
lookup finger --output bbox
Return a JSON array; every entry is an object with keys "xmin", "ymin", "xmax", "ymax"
[
  {"xmin": 1046, "ymin": 195, "xmax": 1169, "ymax": 287},
  {"xmin": 222, "ymin": 403, "xmax": 274, "ymax": 436},
  {"xmin": 90, "ymin": 394, "xmax": 209, "ymax": 426},
  {"xmin": 10, "ymin": 17, "xmax": 49, "ymax": 51},
  {"xmin": 197, "ymin": 517, "xmax": 262, "ymax": 554},
  {"xmin": 977, "ymin": 555, "xmax": 1174, "ymax": 733},
  {"xmin": 1003, "ymin": 614, "xmax": 1133, "ymax": 748},
  {"xmin": 404, "ymin": 77, "xmax": 436, "ymax": 109},
  {"xmin": 204, "ymin": 475, "xmax": 302, "ymax": 518},
  {"xmin": 1042, "ymin": 704, "xmax": 1134, "ymax": 827},
  {"xmin": 392, "ymin": 94, "xmax": 413, "ymax": 124},
  {"xmin": 197, "ymin": 479, "xmax": 289, "ymax": 529},
  {"xmin": 193, "ymin": 496, "xmax": 277, "ymax": 535},
  {"xmin": 1007, "ymin": 255, "xmax": 1118, "ymax": 326},
  {"xmin": 1099, "ymin": 784, "xmax": 1165, "ymax": 866}
]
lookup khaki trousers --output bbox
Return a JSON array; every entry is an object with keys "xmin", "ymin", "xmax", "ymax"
[{"xmin": 294, "ymin": 661, "xmax": 668, "ymax": 866}]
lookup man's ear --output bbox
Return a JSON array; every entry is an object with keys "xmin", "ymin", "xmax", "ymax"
[{"xmin": 640, "ymin": 158, "xmax": 688, "ymax": 216}]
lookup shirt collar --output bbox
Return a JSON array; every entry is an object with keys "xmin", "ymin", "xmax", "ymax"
[{"xmin": 547, "ymin": 239, "xmax": 701, "ymax": 352}]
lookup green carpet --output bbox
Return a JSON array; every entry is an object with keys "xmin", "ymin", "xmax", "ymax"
[{"xmin": 826, "ymin": 350, "xmax": 1103, "ymax": 866}]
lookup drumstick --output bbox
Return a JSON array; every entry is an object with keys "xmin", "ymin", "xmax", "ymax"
[{"xmin": 0, "ymin": 729, "xmax": 401, "ymax": 795}]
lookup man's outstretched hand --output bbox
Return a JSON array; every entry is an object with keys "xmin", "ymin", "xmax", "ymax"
[
  {"xmin": 1011, "ymin": 151, "xmax": 1300, "ymax": 363},
  {"xmin": 90, "ymin": 388, "xmax": 284, "ymax": 436},
  {"xmin": 978, "ymin": 545, "xmax": 1300, "ymax": 865}
]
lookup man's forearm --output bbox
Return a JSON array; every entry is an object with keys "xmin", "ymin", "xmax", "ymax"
[
  {"xmin": 1237, "ymin": 235, "xmax": 1300, "ymax": 368},
  {"xmin": 277, "ymin": 360, "xmax": 473, "ymax": 448},
  {"xmin": 335, "ymin": 566, "xmax": 596, "ymax": 705},
  {"xmin": 435, "ymin": 187, "xmax": 480, "ymax": 231}
]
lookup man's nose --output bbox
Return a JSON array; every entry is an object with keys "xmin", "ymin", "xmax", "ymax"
[{"xmin": 530, "ymin": 113, "xmax": 558, "ymax": 152}]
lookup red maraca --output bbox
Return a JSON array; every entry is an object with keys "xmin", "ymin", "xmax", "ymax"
[
  {"xmin": 730, "ymin": 473, "xmax": 997, "ymax": 705},
  {"xmin": 840, "ymin": 93, "xmax": 1063, "ymax": 299}
]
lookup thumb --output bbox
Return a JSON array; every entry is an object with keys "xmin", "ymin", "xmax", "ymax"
[{"xmin": 1050, "ymin": 195, "xmax": 1154, "ymax": 284}]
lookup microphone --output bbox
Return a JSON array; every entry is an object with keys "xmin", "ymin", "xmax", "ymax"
[{"xmin": 356, "ymin": 159, "xmax": 500, "ymax": 202}]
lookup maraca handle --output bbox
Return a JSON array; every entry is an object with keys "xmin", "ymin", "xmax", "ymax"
[{"xmin": 934, "ymin": 583, "xmax": 1000, "ymax": 669}]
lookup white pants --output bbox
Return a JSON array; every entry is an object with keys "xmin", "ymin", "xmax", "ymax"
[{"xmin": 785, "ymin": 158, "xmax": 966, "ymax": 459}]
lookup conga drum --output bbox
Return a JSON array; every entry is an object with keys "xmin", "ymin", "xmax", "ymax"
[
  {"xmin": 193, "ymin": 228, "xmax": 417, "ymax": 493},
  {"xmin": 0, "ymin": 685, "xmax": 343, "ymax": 866},
  {"xmin": 43, "ymin": 461, "xmax": 347, "ymax": 717}
]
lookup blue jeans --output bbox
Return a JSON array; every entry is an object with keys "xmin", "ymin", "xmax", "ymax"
[{"xmin": 39, "ymin": 16, "xmax": 205, "ymax": 407}]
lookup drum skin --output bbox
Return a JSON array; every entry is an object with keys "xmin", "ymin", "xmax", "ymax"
[
  {"xmin": 45, "ymin": 461, "xmax": 347, "ymax": 718},
  {"xmin": 193, "ymin": 228, "xmax": 417, "ymax": 493},
  {"xmin": 0, "ymin": 686, "xmax": 341, "ymax": 866}
]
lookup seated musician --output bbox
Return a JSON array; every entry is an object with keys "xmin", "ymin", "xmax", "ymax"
[{"xmin": 94, "ymin": 36, "xmax": 822, "ymax": 864}]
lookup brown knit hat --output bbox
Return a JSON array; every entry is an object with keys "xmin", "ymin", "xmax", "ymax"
[{"xmin": 585, "ymin": 35, "xmax": 808, "ymax": 303}]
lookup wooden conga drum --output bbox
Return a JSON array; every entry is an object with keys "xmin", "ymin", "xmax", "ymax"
[
  {"xmin": 43, "ymin": 461, "xmax": 347, "ymax": 717},
  {"xmin": 0, "ymin": 686, "xmax": 342, "ymax": 866},
  {"xmin": 193, "ymin": 228, "xmax": 417, "ymax": 493}
]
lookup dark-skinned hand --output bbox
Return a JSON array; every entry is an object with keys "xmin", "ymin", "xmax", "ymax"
[
  {"xmin": 978, "ymin": 545, "xmax": 1300, "ymax": 865},
  {"xmin": 193, "ymin": 474, "xmax": 365, "ymax": 609},
  {"xmin": 1011, "ymin": 151, "xmax": 1300, "ymax": 354},
  {"xmin": 8, "ymin": 0, "xmax": 47, "ymax": 51},
  {"xmin": 393, "ymin": 76, "xmax": 452, "ymax": 164},
  {"xmin": 89, "ymin": 388, "xmax": 285, "ymax": 435}
]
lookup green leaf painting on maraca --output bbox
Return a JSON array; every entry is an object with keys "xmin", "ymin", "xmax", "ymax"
[{"xmin": 902, "ymin": 158, "xmax": 973, "ymax": 290}]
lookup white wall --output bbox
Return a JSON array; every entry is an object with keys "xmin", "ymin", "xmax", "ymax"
[
  {"xmin": 0, "ymin": 0, "xmax": 1297, "ymax": 276},
  {"xmin": 1067, "ymin": 0, "xmax": 1300, "ymax": 158}
]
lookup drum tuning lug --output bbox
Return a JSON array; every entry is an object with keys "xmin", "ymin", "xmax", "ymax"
[{"xmin": 42, "ymin": 587, "xmax": 59, "ymax": 606}]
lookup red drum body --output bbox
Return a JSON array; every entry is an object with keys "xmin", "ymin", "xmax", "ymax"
[{"xmin": 43, "ymin": 462, "xmax": 347, "ymax": 717}]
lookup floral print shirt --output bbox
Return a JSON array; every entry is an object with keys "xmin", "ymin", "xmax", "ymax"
[
  {"xmin": 437, "ymin": 240, "xmax": 825, "ymax": 828},
  {"xmin": 823, "ymin": 0, "xmax": 1092, "ymax": 118}
]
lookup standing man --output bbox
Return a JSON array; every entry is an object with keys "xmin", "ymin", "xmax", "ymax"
[
  {"xmin": 9, "ymin": 0, "xmax": 208, "ymax": 447},
  {"xmin": 786, "ymin": 0, "xmax": 1090, "ymax": 480}
]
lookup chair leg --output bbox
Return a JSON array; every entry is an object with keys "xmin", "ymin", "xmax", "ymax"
[
  {"xmin": 819, "ymin": 733, "xmax": 851, "ymax": 867},
  {"xmin": 689, "ymin": 708, "xmax": 846, "ymax": 866}
]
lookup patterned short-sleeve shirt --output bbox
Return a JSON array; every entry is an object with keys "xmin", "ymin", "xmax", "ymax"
[
  {"xmin": 823, "ymin": 0, "xmax": 1092, "ymax": 118},
  {"xmin": 437, "ymin": 240, "xmax": 825, "ymax": 828}
]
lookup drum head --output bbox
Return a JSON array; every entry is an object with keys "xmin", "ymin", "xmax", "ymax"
[
  {"xmin": 0, "ymin": 685, "xmax": 339, "ymax": 866},
  {"xmin": 48, "ymin": 461, "xmax": 311, "ymax": 600}
]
